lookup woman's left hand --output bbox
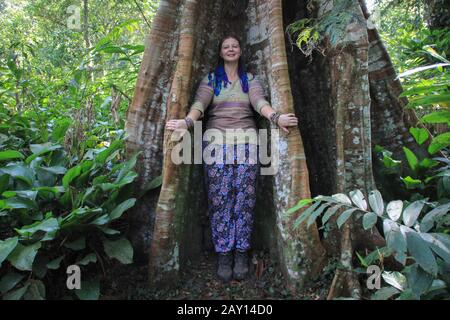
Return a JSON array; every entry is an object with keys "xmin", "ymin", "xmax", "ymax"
[{"xmin": 277, "ymin": 113, "xmax": 298, "ymax": 134}]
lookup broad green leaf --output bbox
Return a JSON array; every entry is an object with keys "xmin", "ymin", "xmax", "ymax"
[
  {"xmin": 52, "ymin": 118, "xmax": 71, "ymax": 142},
  {"xmin": 419, "ymin": 158, "xmax": 438, "ymax": 170},
  {"xmin": 99, "ymin": 172, "xmax": 138, "ymax": 191},
  {"xmin": 15, "ymin": 217, "xmax": 59, "ymax": 238},
  {"xmin": 386, "ymin": 200, "xmax": 403, "ymax": 221},
  {"xmin": 430, "ymin": 234, "xmax": 450, "ymax": 251},
  {"xmin": 403, "ymin": 200, "xmax": 425, "ymax": 227},
  {"xmin": 94, "ymin": 140, "xmax": 124, "ymax": 165},
  {"xmin": 382, "ymin": 271, "xmax": 407, "ymax": 291},
  {"xmin": 98, "ymin": 227, "xmax": 121, "ymax": 235},
  {"xmin": 285, "ymin": 198, "xmax": 314, "ymax": 216},
  {"xmin": 382, "ymin": 153, "xmax": 401, "ymax": 168},
  {"xmin": 2, "ymin": 190, "xmax": 37, "ymax": 201},
  {"xmin": 0, "ymin": 237, "xmax": 19, "ymax": 267},
  {"xmin": 322, "ymin": 204, "xmax": 344, "ymax": 225},
  {"xmin": 371, "ymin": 287, "xmax": 400, "ymax": 300},
  {"xmin": 62, "ymin": 165, "xmax": 82, "ymax": 188},
  {"xmin": 427, "ymin": 280, "xmax": 447, "ymax": 293},
  {"xmin": 362, "ymin": 212, "xmax": 378, "ymax": 230},
  {"xmin": 23, "ymin": 279, "xmax": 45, "ymax": 300},
  {"xmin": 101, "ymin": 46, "xmax": 126, "ymax": 54},
  {"xmin": 74, "ymin": 161, "xmax": 95, "ymax": 185},
  {"xmin": 91, "ymin": 214, "xmax": 109, "ymax": 226},
  {"xmin": 139, "ymin": 174, "xmax": 163, "ymax": 197},
  {"xmin": 76, "ymin": 253, "xmax": 97, "ymax": 266},
  {"xmin": 383, "ymin": 218, "xmax": 398, "ymax": 236},
  {"xmin": 368, "ymin": 190, "xmax": 384, "ymax": 216},
  {"xmin": 113, "ymin": 152, "xmax": 139, "ymax": 183},
  {"xmin": 314, "ymin": 195, "xmax": 340, "ymax": 203},
  {"xmin": 406, "ymin": 231, "xmax": 437, "ymax": 276},
  {"xmin": 4, "ymin": 197, "xmax": 38, "ymax": 210},
  {"xmin": 75, "ymin": 279, "xmax": 100, "ymax": 300},
  {"xmin": 0, "ymin": 150, "xmax": 24, "ymax": 161},
  {"xmin": 307, "ymin": 203, "xmax": 330, "ymax": 228},
  {"xmin": 0, "ymin": 272, "xmax": 25, "ymax": 294},
  {"xmin": 61, "ymin": 207, "xmax": 103, "ymax": 227},
  {"xmin": 355, "ymin": 251, "xmax": 368, "ymax": 267},
  {"xmin": 26, "ymin": 143, "xmax": 62, "ymax": 163},
  {"xmin": 33, "ymin": 186, "xmax": 65, "ymax": 194},
  {"xmin": 386, "ymin": 228, "xmax": 407, "ymax": 265},
  {"xmin": 46, "ymin": 255, "xmax": 65, "ymax": 270},
  {"xmin": 29, "ymin": 143, "xmax": 60, "ymax": 155},
  {"xmin": 103, "ymin": 238, "xmax": 133, "ymax": 264},
  {"xmin": 2, "ymin": 282, "xmax": 30, "ymax": 300},
  {"xmin": 32, "ymin": 254, "xmax": 48, "ymax": 279},
  {"xmin": 428, "ymin": 132, "xmax": 450, "ymax": 154},
  {"xmin": 407, "ymin": 264, "xmax": 433, "ymax": 298},
  {"xmin": 64, "ymin": 237, "xmax": 86, "ymax": 251},
  {"xmin": 406, "ymin": 92, "xmax": 450, "ymax": 108},
  {"xmin": 403, "ymin": 147, "xmax": 419, "ymax": 173},
  {"xmin": 0, "ymin": 165, "xmax": 34, "ymax": 185},
  {"xmin": 293, "ymin": 201, "xmax": 321, "ymax": 229},
  {"xmin": 419, "ymin": 233, "xmax": 450, "ymax": 263},
  {"xmin": 409, "ymin": 127, "xmax": 429, "ymax": 145},
  {"xmin": 331, "ymin": 193, "xmax": 352, "ymax": 206},
  {"xmin": 349, "ymin": 189, "xmax": 367, "ymax": 210},
  {"xmin": 421, "ymin": 203, "xmax": 450, "ymax": 232},
  {"xmin": 336, "ymin": 208, "xmax": 358, "ymax": 229},
  {"xmin": 423, "ymin": 46, "xmax": 449, "ymax": 63},
  {"xmin": 109, "ymin": 198, "xmax": 137, "ymax": 221},
  {"xmin": 39, "ymin": 166, "xmax": 67, "ymax": 175},
  {"xmin": 401, "ymin": 176, "xmax": 423, "ymax": 189},
  {"xmin": 2, "ymin": 191, "xmax": 17, "ymax": 198},
  {"xmin": 7, "ymin": 242, "xmax": 41, "ymax": 271},
  {"xmin": 421, "ymin": 110, "xmax": 450, "ymax": 124},
  {"xmin": 396, "ymin": 289, "xmax": 415, "ymax": 301},
  {"xmin": 401, "ymin": 83, "xmax": 450, "ymax": 96},
  {"xmin": 364, "ymin": 247, "xmax": 392, "ymax": 266},
  {"xmin": 0, "ymin": 174, "xmax": 10, "ymax": 194},
  {"xmin": 92, "ymin": 175, "xmax": 108, "ymax": 186}
]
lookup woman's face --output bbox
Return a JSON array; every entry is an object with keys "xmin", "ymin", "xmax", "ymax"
[{"xmin": 220, "ymin": 37, "xmax": 241, "ymax": 64}]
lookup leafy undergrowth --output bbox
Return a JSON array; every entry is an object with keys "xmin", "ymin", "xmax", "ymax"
[{"xmin": 101, "ymin": 250, "xmax": 332, "ymax": 300}]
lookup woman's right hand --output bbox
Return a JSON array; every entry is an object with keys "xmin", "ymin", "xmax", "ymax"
[{"xmin": 165, "ymin": 119, "xmax": 187, "ymax": 130}]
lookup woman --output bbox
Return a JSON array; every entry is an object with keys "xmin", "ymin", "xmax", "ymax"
[{"xmin": 165, "ymin": 34, "xmax": 298, "ymax": 282}]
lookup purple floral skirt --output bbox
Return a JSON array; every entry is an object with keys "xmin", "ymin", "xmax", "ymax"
[{"xmin": 202, "ymin": 142, "xmax": 259, "ymax": 253}]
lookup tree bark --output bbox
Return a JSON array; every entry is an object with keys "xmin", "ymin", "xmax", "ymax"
[
  {"xmin": 125, "ymin": 0, "xmax": 182, "ymax": 263},
  {"xmin": 148, "ymin": 0, "xmax": 199, "ymax": 287}
]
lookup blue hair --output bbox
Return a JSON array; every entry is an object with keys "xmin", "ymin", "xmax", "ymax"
[{"xmin": 208, "ymin": 64, "xmax": 249, "ymax": 96}]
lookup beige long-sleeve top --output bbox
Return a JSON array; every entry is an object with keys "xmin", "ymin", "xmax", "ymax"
[{"xmin": 190, "ymin": 72, "xmax": 270, "ymax": 144}]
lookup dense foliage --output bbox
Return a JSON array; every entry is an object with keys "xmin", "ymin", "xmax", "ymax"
[{"xmin": 0, "ymin": 0, "xmax": 160, "ymax": 299}]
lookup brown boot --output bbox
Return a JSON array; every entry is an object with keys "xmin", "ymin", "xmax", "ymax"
[
  {"xmin": 233, "ymin": 250, "xmax": 249, "ymax": 280},
  {"xmin": 217, "ymin": 252, "xmax": 233, "ymax": 283}
]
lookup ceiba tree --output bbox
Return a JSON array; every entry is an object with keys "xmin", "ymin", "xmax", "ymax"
[{"xmin": 124, "ymin": 0, "xmax": 423, "ymax": 298}]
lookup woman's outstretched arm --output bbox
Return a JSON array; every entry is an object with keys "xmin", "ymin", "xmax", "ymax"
[
  {"xmin": 260, "ymin": 104, "xmax": 298, "ymax": 134},
  {"xmin": 165, "ymin": 108, "xmax": 201, "ymax": 130},
  {"xmin": 166, "ymin": 74, "xmax": 213, "ymax": 131}
]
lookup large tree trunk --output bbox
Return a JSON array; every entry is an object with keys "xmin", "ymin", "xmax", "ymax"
[{"xmin": 125, "ymin": 0, "xmax": 422, "ymax": 295}]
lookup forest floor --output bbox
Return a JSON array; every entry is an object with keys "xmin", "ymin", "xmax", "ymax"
[{"xmin": 101, "ymin": 250, "xmax": 333, "ymax": 300}]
